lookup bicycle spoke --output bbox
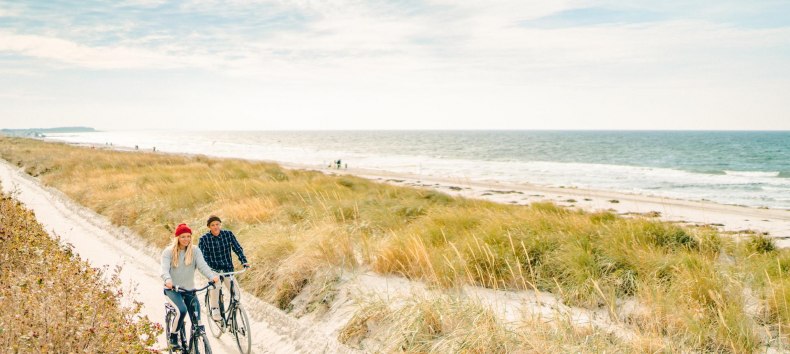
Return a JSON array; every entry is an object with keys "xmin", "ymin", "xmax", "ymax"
[
  {"xmin": 191, "ymin": 332, "xmax": 212, "ymax": 354},
  {"xmin": 233, "ymin": 304, "xmax": 252, "ymax": 354}
]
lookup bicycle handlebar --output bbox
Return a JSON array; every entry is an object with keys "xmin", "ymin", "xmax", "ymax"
[
  {"xmin": 172, "ymin": 281, "xmax": 216, "ymax": 293},
  {"xmin": 215, "ymin": 267, "xmax": 249, "ymax": 277}
]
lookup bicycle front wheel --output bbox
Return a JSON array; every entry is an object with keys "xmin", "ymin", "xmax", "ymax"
[
  {"xmin": 232, "ymin": 304, "xmax": 252, "ymax": 354},
  {"xmin": 191, "ymin": 333, "xmax": 212, "ymax": 354},
  {"xmin": 165, "ymin": 310, "xmax": 175, "ymax": 354},
  {"xmin": 204, "ymin": 291, "xmax": 223, "ymax": 338}
]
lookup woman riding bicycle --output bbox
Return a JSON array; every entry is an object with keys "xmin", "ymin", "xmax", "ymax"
[{"xmin": 161, "ymin": 223, "xmax": 220, "ymax": 350}]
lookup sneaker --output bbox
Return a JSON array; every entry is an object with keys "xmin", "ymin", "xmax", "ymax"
[
  {"xmin": 211, "ymin": 307, "xmax": 221, "ymax": 321},
  {"xmin": 169, "ymin": 333, "xmax": 181, "ymax": 350}
]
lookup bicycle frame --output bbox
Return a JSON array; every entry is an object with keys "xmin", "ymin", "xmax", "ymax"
[
  {"xmin": 164, "ymin": 282, "xmax": 215, "ymax": 353},
  {"xmin": 204, "ymin": 268, "xmax": 251, "ymax": 354},
  {"xmin": 206, "ymin": 269, "xmax": 246, "ymax": 325}
]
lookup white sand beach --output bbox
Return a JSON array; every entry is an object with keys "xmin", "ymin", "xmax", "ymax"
[{"xmin": 305, "ymin": 163, "xmax": 790, "ymax": 247}]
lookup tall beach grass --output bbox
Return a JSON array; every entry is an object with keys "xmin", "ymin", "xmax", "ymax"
[{"xmin": 2, "ymin": 136, "xmax": 789, "ymax": 352}]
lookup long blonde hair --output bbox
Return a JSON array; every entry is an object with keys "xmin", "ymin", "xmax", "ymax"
[{"xmin": 170, "ymin": 237, "xmax": 194, "ymax": 268}]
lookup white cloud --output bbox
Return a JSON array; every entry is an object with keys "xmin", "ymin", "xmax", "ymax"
[
  {"xmin": 120, "ymin": 0, "xmax": 170, "ymax": 7},
  {"xmin": 0, "ymin": 5, "xmax": 21, "ymax": 17},
  {"xmin": 1, "ymin": 0, "xmax": 789, "ymax": 130},
  {"xmin": 4, "ymin": 2, "xmax": 788, "ymax": 84},
  {"xmin": 0, "ymin": 31, "xmax": 219, "ymax": 70}
]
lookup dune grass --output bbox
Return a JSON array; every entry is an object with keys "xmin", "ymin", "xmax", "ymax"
[
  {"xmin": 338, "ymin": 293, "xmax": 664, "ymax": 353},
  {"xmin": 0, "ymin": 189, "xmax": 160, "ymax": 352},
  {"xmin": 2, "ymin": 136, "xmax": 790, "ymax": 352}
]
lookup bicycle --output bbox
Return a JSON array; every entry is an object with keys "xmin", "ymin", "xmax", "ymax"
[
  {"xmin": 204, "ymin": 268, "xmax": 252, "ymax": 354},
  {"xmin": 164, "ymin": 282, "xmax": 215, "ymax": 354}
]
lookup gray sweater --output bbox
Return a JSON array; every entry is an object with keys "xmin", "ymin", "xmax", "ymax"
[{"xmin": 160, "ymin": 246, "xmax": 217, "ymax": 289}]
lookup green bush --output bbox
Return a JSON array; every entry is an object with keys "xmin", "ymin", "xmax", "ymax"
[{"xmin": 747, "ymin": 234, "xmax": 776, "ymax": 254}]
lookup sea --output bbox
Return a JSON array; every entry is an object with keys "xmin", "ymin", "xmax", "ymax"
[{"xmin": 43, "ymin": 130, "xmax": 790, "ymax": 210}]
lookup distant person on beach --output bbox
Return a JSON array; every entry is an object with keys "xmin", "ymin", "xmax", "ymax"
[
  {"xmin": 160, "ymin": 223, "xmax": 219, "ymax": 350},
  {"xmin": 153, "ymin": 146, "xmax": 156, "ymax": 152},
  {"xmin": 336, "ymin": 159, "xmax": 342, "ymax": 169},
  {"xmin": 198, "ymin": 215, "xmax": 249, "ymax": 321}
]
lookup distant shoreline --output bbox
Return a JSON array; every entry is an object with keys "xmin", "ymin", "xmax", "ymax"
[
  {"xmin": 60, "ymin": 139, "xmax": 790, "ymax": 246},
  {"xmin": 1, "ymin": 126, "xmax": 97, "ymax": 138},
  {"xmin": 323, "ymin": 163, "xmax": 790, "ymax": 242},
  {"xmin": 41, "ymin": 130, "xmax": 790, "ymax": 211}
]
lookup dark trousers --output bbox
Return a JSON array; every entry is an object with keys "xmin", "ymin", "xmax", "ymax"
[{"xmin": 164, "ymin": 289, "xmax": 200, "ymax": 332}]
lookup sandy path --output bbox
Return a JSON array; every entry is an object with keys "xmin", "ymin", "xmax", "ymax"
[{"xmin": 0, "ymin": 160, "xmax": 354, "ymax": 354}]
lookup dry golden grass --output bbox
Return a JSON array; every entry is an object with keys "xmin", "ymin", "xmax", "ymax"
[
  {"xmin": 339, "ymin": 294, "xmax": 656, "ymax": 353},
  {"xmin": 2, "ymin": 136, "xmax": 790, "ymax": 352},
  {"xmin": 0, "ymin": 190, "xmax": 160, "ymax": 352}
]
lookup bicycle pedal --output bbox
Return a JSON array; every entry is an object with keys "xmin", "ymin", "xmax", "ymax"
[{"xmin": 169, "ymin": 344, "xmax": 183, "ymax": 352}]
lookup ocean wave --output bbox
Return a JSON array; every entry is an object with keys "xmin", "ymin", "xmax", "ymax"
[
  {"xmin": 723, "ymin": 170, "xmax": 780, "ymax": 178},
  {"xmin": 699, "ymin": 170, "xmax": 726, "ymax": 175}
]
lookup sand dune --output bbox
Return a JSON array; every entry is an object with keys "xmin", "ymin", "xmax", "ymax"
[{"xmin": 5, "ymin": 144, "xmax": 790, "ymax": 352}]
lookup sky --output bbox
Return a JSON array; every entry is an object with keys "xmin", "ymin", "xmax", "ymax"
[{"xmin": 1, "ymin": 0, "xmax": 789, "ymax": 131}]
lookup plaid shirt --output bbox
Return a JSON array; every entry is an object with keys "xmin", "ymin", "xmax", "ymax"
[{"xmin": 198, "ymin": 230, "xmax": 248, "ymax": 273}]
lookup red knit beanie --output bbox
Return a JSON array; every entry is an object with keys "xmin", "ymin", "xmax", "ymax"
[{"xmin": 174, "ymin": 223, "xmax": 192, "ymax": 237}]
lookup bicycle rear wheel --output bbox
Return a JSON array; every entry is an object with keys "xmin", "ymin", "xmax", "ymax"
[
  {"xmin": 204, "ymin": 291, "xmax": 223, "ymax": 338},
  {"xmin": 232, "ymin": 304, "xmax": 252, "ymax": 354},
  {"xmin": 191, "ymin": 333, "xmax": 212, "ymax": 354}
]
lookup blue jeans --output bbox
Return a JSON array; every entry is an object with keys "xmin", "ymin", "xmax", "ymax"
[{"xmin": 164, "ymin": 289, "xmax": 200, "ymax": 332}]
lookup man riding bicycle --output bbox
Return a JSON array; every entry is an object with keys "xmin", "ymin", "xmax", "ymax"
[{"xmin": 198, "ymin": 215, "xmax": 250, "ymax": 321}]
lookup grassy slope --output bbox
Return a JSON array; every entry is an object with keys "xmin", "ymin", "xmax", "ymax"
[
  {"xmin": 0, "ymin": 189, "xmax": 160, "ymax": 351},
  {"xmin": 2, "ymin": 136, "xmax": 789, "ymax": 352}
]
